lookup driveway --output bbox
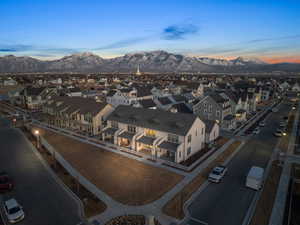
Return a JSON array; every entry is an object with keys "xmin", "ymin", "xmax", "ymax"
[
  {"xmin": 187, "ymin": 102, "xmax": 291, "ymax": 225},
  {"xmin": 0, "ymin": 119, "xmax": 82, "ymax": 225}
]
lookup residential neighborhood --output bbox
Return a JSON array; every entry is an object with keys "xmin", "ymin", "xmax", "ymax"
[
  {"xmin": 1, "ymin": 71, "xmax": 300, "ymax": 225},
  {"xmin": 1, "ymin": 1, "xmax": 300, "ymax": 225}
]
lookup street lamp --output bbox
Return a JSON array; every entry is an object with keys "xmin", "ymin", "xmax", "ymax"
[{"xmin": 34, "ymin": 129, "xmax": 40, "ymax": 148}]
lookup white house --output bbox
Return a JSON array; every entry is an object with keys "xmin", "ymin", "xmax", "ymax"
[{"xmin": 103, "ymin": 105, "xmax": 206, "ymax": 163}]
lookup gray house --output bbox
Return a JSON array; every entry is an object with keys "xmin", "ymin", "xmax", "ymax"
[{"xmin": 193, "ymin": 93, "xmax": 236, "ymax": 130}]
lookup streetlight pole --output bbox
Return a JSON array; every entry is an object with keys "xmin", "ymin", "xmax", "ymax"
[{"xmin": 34, "ymin": 130, "xmax": 40, "ymax": 149}]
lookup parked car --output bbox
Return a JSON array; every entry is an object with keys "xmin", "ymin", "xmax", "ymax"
[
  {"xmin": 0, "ymin": 172, "xmax": 13, "ymax": 192},
  {"xmin": 272, "ymin": 108, "xmax": 279, "ymax": 112},
  {"xmin": 4, "ymin": 198, "xmax": 25, "ymax": 223},
  {"xmin": 259, "ymin": 121, "xmax": 266, "ymax": 127},
  {"xmin": 253, "ymin": 127, "xmax": 260, "ymax": 135},
  {"xmin": 246, "ymin": 166, "xmax": 264, "ymax": 190},
  {"xmin": 208, "ymin": 166, "xmax": 227, "ymax": 183},
  {"xmin": 274, "ymin": 130, "xmax": 283, "ymax": 137}
]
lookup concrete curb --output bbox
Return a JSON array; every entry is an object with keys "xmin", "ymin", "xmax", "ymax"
[{"xmin": 17, "ymin": 128, "xmax": 88, "ymax": 225}]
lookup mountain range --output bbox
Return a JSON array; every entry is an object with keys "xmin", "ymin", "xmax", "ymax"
[{"xmin": 0, "ymin": 50, "xmax": 299, "ymax": 73}]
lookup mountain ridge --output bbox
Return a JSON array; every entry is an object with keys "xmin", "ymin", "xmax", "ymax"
[{"xmin": 0, "ymin": 50, "xmax": 299, "ymax": 73}]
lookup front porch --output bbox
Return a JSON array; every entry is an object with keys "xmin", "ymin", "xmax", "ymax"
[
  {"xmin": 102, "ymin": 127, "xmax": 118, "ymax": 143},
  {"xmin": 117, "ymin": 131, "xmax": 135, "ymax": 149},
  {"xmin": 157, "ymin": 140, "xmax": 179, "ymax": 162}
]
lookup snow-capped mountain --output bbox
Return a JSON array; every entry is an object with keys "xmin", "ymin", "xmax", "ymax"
[{"xmin": 0, "ymin": 50, "xmax": 299, "ymax": 73}]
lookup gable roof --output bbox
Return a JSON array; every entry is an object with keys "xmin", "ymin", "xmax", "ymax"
[
  {"xmin": 107, "ymin": 105, "xmax": 199, "ymax": 136},
  {"xmin": 158, "ymin": 96, "xmax": 172, "ymax": 105},
  {"xmin": 138, "ymin": 99, "xmax": 156, "ymax": 108}
]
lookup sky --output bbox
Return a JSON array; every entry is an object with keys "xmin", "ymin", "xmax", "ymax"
[{"xmin": 0, "ymin": 0, "xmax": 300, "ymax": 63}]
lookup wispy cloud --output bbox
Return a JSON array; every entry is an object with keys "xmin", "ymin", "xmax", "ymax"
[
  {"xmin": 246, "ymin": 35, "xmax": 300, "ymax": 44},
  {"xmin": 188, "ymin": 34, "xmax": 300, "ymax": 57},
  {"xmin": 95, "ymin": 37, "xmax": 149, "ymax": 50},
  {"xmin": 0, "ymin": 44, "xmax": 35, "ymax": 52},
  {"xmin": 0, "ymin": 43, "xmax": 78, "ymax": 55},
  {"xmin": 162, "ymin": 24, "xmax": 199, "ymax": 40}
]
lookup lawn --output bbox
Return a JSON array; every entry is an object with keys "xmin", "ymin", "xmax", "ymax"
[{"xmin": 34, "ymin": 127, "xmax": 183, "ymax": 205}]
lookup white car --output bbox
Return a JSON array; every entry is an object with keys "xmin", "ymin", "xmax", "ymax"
[
  {"xmin": 259, "ymin": 121, "xmax": 266, "ymax": 127},
  {"xmin": 208, "ymin": 166, "xmax": 227, "ymax": 183},
  {"xmin": 253, "ymin": 127, "xmax": 260, "ymax": 134},
  {"xmin": 274, "ymin": 130, "xmax": 283, "ymax": 137},
  {"xmin": 4, "ymin": 198, "xmax": 25, "ymax": 223}
]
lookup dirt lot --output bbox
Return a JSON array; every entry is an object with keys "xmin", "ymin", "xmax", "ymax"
[
  {"xmin": 0, "ymin": 85, "xmax": 23, "ymax": 94},
  {"xmin": 163, "ymin": 141, "xmax": 242, "ymax": 219},
  {"xmin": 35, "ymin": 127, "xmax": 183, "ymax": 205},
  {"xmin": 249, "ymin": 161, "xmax": 282, "ymax": 225}
]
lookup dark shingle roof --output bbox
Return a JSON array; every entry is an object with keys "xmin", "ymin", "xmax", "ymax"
[
  {"xmin": 138, "ymin": 99, "xmax": 156, "ymax": 108},
  {"xmin": 158, "ymin": 97, "xmax": 172, "ymax": 105},
  {"xmin": 170, "ymin": 103, "xmax": 192, "ymax": 114},
  {"xmin": 107, "ymin": 105, "xmax": 199, "ymax": 136}
]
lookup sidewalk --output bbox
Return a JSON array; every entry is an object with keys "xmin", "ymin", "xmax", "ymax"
[{"xmin": 268, "ymin": 103, "xmax": 300, "ymax": 225}]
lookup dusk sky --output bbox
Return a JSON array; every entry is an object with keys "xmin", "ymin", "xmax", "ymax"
[{"xmin": 1, "ymin": 0, "xmax": 300, "ymax": 63}]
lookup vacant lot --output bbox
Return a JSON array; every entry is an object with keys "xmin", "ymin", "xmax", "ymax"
[
  {"xmin": 35, "ymin": 127, "xmax": 183, "ymax": 205},
  {"xmin": 0, "ymin": 85, "xmax": 23, "ymax": 94}
]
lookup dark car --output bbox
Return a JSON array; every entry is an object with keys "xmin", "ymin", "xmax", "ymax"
[{"xmin": 0, "ymin": 172, "xmax": 14, "ymax": 192}]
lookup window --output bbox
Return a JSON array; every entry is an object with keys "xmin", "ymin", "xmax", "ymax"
[
  {"xmin": 216, "ymin": 110, "xmax": 220, "ymax": 117},
  {"xmin": 202, "ymin": 128, "xmax": 204, "ymax": 135},
  {"xmin": 168, "ymin": 134, "xmax": 179, "ymax": 143},
  {"xmin": 145, "ymin": 129, "xmax": 156, "ymax": 137},
  {"xmin": 111, "ymin": 121, "xmax": 118, "ymax": 128},
  {"xmin": 195, "ymin": 129, "xmax": 197, "ymax": 136},
  {"xmin": 188, "ymin": 134, "xmax": 192, "ymax": 143},
  {"xmin": 187, "ymin": 147, "xmax": 191, "ymax": 155},
  {"xmin": 179, "ymin": 151, "xmax": 182, "ymax": 158},
  {"xmin": 127, "ymin": 125, "xmax": 136, "ymax": 133},
  {"xmin": 209, "ymin": 104, "xmax": 212, "ymax": 112}
]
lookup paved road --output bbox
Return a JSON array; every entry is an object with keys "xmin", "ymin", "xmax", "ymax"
[
  {"xmin": 0, "ymin": 117, "xmax": 82, "ymax": 225},
  {"xmin": 187, "ymin": 101, "xmax": 291, "ymax": 225}
]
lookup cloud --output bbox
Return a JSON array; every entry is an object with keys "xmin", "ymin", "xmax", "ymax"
[
  {"xmin": 246, "ymin": 35, "xmax": 300, "ymax": 44},
  {"xmin": 162, "ymin": 24, "xmax": 198, "ymax": 40},
  {"xmin": 95, "ymin": 37, "xmax": 150, "ymax": 50},
  {"xmin": 0, "ymin": 49, "xmax": 17, "ymax": 52},
  {"xmin": 0, "ymin": 44, "xmax": 35, "ymax": 52}
]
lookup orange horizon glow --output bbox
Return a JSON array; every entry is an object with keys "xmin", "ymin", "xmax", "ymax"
[{"xmin": 261, "ymin": 56, "xmax": 300, "ymax": 64}]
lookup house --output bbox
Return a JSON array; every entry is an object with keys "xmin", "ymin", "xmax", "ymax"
[
  {"xmin": 168, "ymin": 103, "xmax": 193, "ymax": 114},
  {"xmin": 103, "ymin": 105, "xmax": 206, "ymax": 163},
  {"xmin": 203, "ymin": 120, "xmax": 220, "ymax": 144},
  {"xmin": 193, "ymin": 93, "xmax": 236, "ymax": 130},
  {"xmin": 261, "ymin": 88, "xmax": 271, "ymax": 101},
  {"xmin": 292, "ymin": 83, "xmax": 300, "ymax": 92},
  {"xmin": 66, "ymin": 87, "xmax": 82, "ymax": 97},
  {"xmin": 106, "ymin": 86, "xmax": 153, "ymax": 107},
  {"xmin": 134, "ymin": 99, "xmax": 157, "ymax": 109},
  {"xmin": 43, "ymin": 97, "xmax": 114, "ymax": 136},
  {"xmin": 20, "ymin": 86, "xmax": 58, "ymax": 110},
  {"xmin": 154, "ymin": 96, "xmax": 174, "ymax": 110}
]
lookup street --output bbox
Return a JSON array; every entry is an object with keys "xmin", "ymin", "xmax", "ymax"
[
  {"xmin": 0, "ymin": 117, "xmax": 82, "ymax": 225},
  {"xmin": 187, "ymin": 101, "xmax": 292, "ymax": 225}
]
